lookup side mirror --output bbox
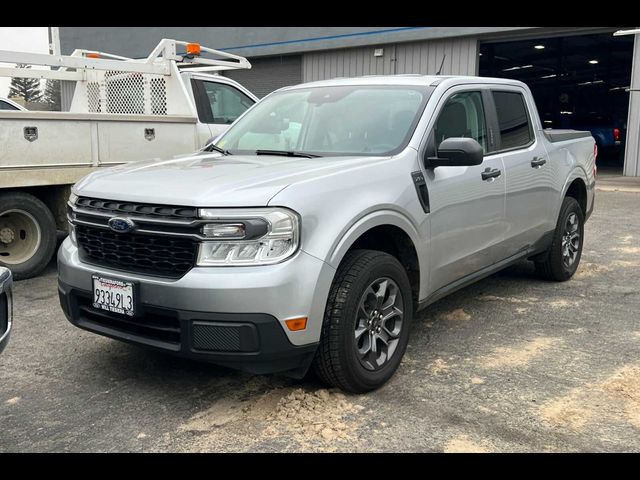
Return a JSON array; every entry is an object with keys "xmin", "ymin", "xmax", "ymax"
[{"xmin": 426, "ymin": 137, "xmax": 484, "ymax": 168}]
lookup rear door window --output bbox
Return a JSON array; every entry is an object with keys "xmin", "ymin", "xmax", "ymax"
[{"xmin": 492, "ymin": 91, "xmax": 533, "ymax": 150}]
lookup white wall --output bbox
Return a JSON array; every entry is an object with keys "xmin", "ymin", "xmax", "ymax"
[{"xmin": 624, "ymin": 34, "xmax": 640, "ymax": 176}]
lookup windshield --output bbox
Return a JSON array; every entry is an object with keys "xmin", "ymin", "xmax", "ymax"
[{"xmin": 215, "ymin": 85, "xmax": 433, "ymax": 157}]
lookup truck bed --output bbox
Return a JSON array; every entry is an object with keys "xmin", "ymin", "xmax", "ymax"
[{"xmin": 0, "ymin": 111, "xmax": 200, "ymax": 188}]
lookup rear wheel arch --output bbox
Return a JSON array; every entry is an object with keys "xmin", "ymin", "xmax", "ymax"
[{"xmin": 565, "ymin": 177, "xmax": 587, "ymax": 216}]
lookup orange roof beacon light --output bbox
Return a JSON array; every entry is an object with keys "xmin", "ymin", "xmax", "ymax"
[
  {"xmin": 186, "ymin": 43, "xmax": 202, "ymax": 57},
  {"xmin": 285, "ymin": 317, "xmax": 308, "ymax": 332},
  {"xmin": 86, "ymin": 53, "xmax": 100, "ymax": 59}
]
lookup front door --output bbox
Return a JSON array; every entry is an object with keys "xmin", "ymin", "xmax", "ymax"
[{"xmin": 424, "ymin": 88, "xmax": 506, "ymax": 292}]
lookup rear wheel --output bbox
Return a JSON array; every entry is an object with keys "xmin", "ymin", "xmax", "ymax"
[
  {"xmin": 312, "ymin": 249, "xmax": 413, "ymax": 393},
  {"xmin": 0, "ymin": 192, "xmax": 57, "ymax": 280},
  {"xmin": 535, "ymin": 196, "xmax": 584, "ymax": 281}
]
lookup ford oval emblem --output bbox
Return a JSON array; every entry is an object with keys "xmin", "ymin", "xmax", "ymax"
[{"xmin": 108, "ymin": 217, "xmax": 135, "ymax": 233}]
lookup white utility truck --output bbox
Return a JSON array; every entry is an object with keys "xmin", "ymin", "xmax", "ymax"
[{"xmin": 0, "ymin": 39, "xmax": 257, "ymax": 279}]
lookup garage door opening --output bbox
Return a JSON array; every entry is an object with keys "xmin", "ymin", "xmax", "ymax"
[{"xmin": 479, "ymin": 32, "xmax": 634, "ymax": 173}]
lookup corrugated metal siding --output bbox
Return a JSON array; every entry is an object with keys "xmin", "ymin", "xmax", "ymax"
[
  {"xmin": 624, "ymin": 34, "xmax": 640, "ymax": 177},
  {"xmin": 302, "ymin": 37, "xmax": 478, "ymax": 82},
  {"xmin": 223, "ymin": 55, "xmax": 302, "ymax": 98},
  {"xmin": 395, "ymin": 38, "xmax": 477, "ymax": 75}
]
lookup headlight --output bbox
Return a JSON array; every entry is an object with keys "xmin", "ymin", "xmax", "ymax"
[
  {"xmin": 197, "ymin": 208, "xmax": 300, "ymax": 266},
  {"xmin": 69, "ymin": 192, "xmax": 78, "ymax": 206}
]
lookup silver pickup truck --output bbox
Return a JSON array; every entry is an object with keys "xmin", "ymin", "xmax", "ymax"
[{"xmin": 58, "ymin": 75, "xmax": 596, "ymax": 392}]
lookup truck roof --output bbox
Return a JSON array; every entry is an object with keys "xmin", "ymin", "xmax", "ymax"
[{"xmin": 280, "ymin": 75, "xmax": 528, "ymax": 91}]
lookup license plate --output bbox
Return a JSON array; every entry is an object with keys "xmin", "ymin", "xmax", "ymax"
[{"xmin": 92, "ymin": 275, "xmax": 135, "ymax": 316}]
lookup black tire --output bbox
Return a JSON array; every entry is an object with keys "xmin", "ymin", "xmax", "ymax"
[
  {"xmin": 0, "ymin": 191, "xmax": 57, "ymax": 280},
  {"xmin": 535, "ymin": 196, "xmax": 584, "ymax": 281},
  {"xmin": 312, "ymin": 249, "xmax": 413, "ymax": 393}
]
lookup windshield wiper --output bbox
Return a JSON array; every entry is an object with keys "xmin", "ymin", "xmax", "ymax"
[
  {"xmin": 204, "ymin": 144, "xmax": 231, "ymax": 155},
  {"xmin": 255, "ymin": 149, "xmax": 321, "ymax": 158}
]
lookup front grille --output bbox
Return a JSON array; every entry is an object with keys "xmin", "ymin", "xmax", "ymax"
[
  {"xmin": 76, "ymin": 294, "xmax": 181, "ymax": 346},
  {"xmin": 76, "ymin": 197, "xmax": 198, "ymax": 221},
  {"xmin": 76, "ymin": 225, "xmax": 198, "ymax": 278}
]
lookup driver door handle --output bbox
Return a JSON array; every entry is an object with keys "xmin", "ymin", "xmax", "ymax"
[
  {"xmin": 481, "ymin": 167, "xmax": 502, "ymax": 181},
  {"xmin": 531, "ymin": 156, "xmax": 547, "ymax": 168}
]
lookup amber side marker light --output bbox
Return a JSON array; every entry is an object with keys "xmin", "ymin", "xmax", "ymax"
[
  {"xmin": 285, "ymin": 317, "xmax": 308, "ymax": 331},
  {"xmin": 86, "ymin": 53, "xmax": 100, "ymax": 59},
  {"xmin": 186, "ymin": 43, "xmax": 202, "ymax": 56}
]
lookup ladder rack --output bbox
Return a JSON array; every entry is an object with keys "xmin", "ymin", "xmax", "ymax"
[{"xmin": 0, "ymin": 38, "xmax": 251, "ymax": 82}]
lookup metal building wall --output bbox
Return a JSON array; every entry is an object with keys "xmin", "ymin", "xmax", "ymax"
[
  {"xmin": 624, "ymin": 34, "xmax": 640, "ymax": 177},
  {"xmin": 302, "ymin": 37, "xmax": 478, "ymax": 82},
  {"xmin": 223, "ymin": 55, "xmax": 302, "ymax": 98}
]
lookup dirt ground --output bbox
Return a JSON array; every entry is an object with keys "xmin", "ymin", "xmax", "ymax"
[{"xmin": 1, "ymin": 189, "xmax": 639, "ymax": 452}]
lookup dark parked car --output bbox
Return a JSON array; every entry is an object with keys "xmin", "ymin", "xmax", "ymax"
[
  {"xmin": 570, "ymin": 113, "xmax": 624, "ymax": 160},
  {"xmin": 0, "ymin": 267, "xmax": 13, "ymax": 354}
]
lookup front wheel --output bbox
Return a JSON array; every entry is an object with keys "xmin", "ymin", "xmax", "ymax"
[
  {"xmin": 312, "ymin": 250, "xmax": 413, "ymax": 393},
  {"xmin": 535, "ymin": 196, "xmax": 584, "ymax": 281}
]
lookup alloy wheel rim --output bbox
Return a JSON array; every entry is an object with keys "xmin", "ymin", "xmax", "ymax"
[
  {"xmin": 354, "ymin": 277, "xmax": 404, "ymax": 371},
  {"xmin": 561, "ymin": 212, "xmax": 580, "ymax": 268}
]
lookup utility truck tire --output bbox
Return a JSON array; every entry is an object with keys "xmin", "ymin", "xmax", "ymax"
[{"xmin": 0, "ymin": 192, "xmax": 57, "ymax": 280}]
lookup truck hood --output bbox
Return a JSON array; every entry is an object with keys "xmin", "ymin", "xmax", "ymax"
[{"xmin": 74, "ymin": 152, "xmax": 386, "ymax": 206}]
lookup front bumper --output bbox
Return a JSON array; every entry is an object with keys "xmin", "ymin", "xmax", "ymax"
[{"xmin": 57, "ymin": 238, "xmax": 335, "ymax": 376}]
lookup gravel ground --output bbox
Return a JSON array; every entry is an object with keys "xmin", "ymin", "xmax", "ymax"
[{"xmin": 1, "ymin": 190, "xmax": 639, "ymax": 452}]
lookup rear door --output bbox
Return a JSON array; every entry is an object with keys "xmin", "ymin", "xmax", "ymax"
[
  {"xmin": 190, "ymin": 76, "xmax": 257, "ymax": 144},
  {"xmin": 424, "ymin": 86, "xmax": 507, "ymax": 292},
  {"xmin": 488, "ymin": 87, "xmax": 557, "ymax": 259}
]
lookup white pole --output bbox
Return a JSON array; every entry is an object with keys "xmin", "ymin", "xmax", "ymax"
[{"xmin": 49, "ymin": 27, "xmax": 61, "ymax": 55}]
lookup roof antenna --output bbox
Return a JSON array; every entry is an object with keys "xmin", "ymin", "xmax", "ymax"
[{"xmin": 436, "ymin": 54, "xmax": 446, "ymax": 75}]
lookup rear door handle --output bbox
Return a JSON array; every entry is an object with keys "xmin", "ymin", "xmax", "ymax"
[
  {"xmin": 481, "ymin": 167, "xmax": 502, "ymax": 181},
  {"xmin": 531, "ymin": 156, "xmax": 547, "ymax": 168}
]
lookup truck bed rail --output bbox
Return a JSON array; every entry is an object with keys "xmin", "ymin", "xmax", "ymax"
[{"xmin": 543, "ymin": 129, "xmax": 593, "ymax": 143}]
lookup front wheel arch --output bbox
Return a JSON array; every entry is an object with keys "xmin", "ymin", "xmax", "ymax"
[{"xmin": 325, "ymin": 210, "xmax": 426, "ymax": 302}]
